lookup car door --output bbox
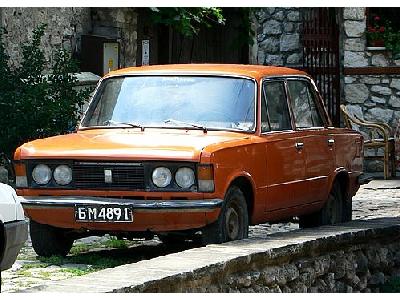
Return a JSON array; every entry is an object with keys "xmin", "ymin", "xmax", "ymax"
[
  {"xmin": 261, "ymin": 79, "xmax": 308, "ymax": 215},
  {"xmin": 286, "ymin": 78, "xmax": 334, "ymax": 205}
]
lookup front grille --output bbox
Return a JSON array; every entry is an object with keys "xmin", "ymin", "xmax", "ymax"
[{"xmin": 73, "ymin": 162, "xmax": 145, "ymax": 190}]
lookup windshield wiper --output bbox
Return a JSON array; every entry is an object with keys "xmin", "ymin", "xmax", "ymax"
[
  {"xmin": 103, "ymin": 120, "xmax": 144, "ymax": 131},
  {"xmin": 164, "ymin": 119, "xmax": 207, "ymax": 133}
]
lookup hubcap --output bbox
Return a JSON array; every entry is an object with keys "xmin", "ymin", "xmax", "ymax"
[{"xmin": 225, "ymin": 206, "xmax": 239, "ymax": 240}]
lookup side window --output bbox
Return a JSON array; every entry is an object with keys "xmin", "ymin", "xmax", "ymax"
[
  {"xmin": 262, "ymin": 81, "xmax": 292, "ymax": 132},
  {"xmin": 287, "ymin": 80, "xmax": 324, "ymax": 129}
]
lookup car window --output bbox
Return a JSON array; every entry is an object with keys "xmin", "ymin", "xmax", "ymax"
[
  {"xmin": 262, "ymin": 81, "xmax": 292, "ymax": 132},
  {"xmin": 82, "ymin": 76, "xmax": 256, "ymax": 132},
  {"xmin": 287, "ymin": 80, "xmax": 324, "ymax": 129}
]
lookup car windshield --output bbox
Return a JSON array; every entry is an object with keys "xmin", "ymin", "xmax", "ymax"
[{"xmin": 81, "ymin": 75, "xmax": 256, "ymax": 132}]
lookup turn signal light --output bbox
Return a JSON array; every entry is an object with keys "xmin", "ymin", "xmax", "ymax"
[
  {"xmin": 197, "ymin": 164, "xmax": 214, "ymax": 192},
  {"xmin": 14, "ymin": 162, "xmax": 27, "ymax": 188}
]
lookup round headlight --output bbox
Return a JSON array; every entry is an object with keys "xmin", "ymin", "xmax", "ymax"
[
  {"xmin": 54, "ymin": 165, "xmax": 72, "ymax": 185},
  {"xmin": 152, "ymin": 167, "xmax": 172, "ymax": 188},
  {"xmin": 32, "ymin": 164, "xmax": 51, "ymax": 185},
  {"xmin": 175, "ymin": 167, "xmax": 195, "ymax": 189}
]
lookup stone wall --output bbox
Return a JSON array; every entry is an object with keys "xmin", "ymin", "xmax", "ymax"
[
  {"xmin": 0, "ymin": 7, "xmax": 137, "ymax": 71},
  {"xmin": 342, "ymin": 7, "xmax": 400, "ymax": 172},
  {"xmin": 0, "ymin": 7, "xmax": 92, "ymax": 69},
  {"xmin": 128, "ymin": 220, "xmax": 400, "ymax": 293},
  {"xmin": 27, "ymin": 217, "xmax": 400, "ymax": 293},
  {"xmin": 343, "ymin": 7, "xmax": 400, "ymax": 130},
  {"xmin": 250, "ymin": 8, "xmax": 302, "ymax": 67}
]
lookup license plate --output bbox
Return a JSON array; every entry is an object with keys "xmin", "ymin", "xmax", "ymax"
[{"xmin": 75, "ymin": 205, "xmax": 133, "ymax": 222}]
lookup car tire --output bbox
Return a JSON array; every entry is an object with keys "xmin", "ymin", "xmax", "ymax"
[
  {"xmin": 299, "ymin": 181, "xmax": 344, "ymax": 228},
  {"xmin": 201, "ymin": 186, "xmax": 249, "ymax": 245},
  {"xmin": 30, "ymin": 220, "xmax": 73, "ymax": 257}
]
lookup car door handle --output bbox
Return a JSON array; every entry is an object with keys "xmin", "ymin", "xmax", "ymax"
[
  {"xmin": 295, "ymin": 142, "xmax": 304, "ymax": 150},
  {"xmin": 328, "ymin": 139, "xmax": 335, "ymax": 146}
]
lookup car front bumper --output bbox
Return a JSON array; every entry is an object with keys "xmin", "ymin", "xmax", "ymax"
[
  {"xmin": 1, "ymin": 219, "xmax": 28, "ymax": 271},
  {"xmin": 20, "ymin": 196, "xmax": 223, "ymax": 232}
]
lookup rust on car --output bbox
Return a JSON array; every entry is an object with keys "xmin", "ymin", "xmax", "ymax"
[{"xmin": 14, "ymin": 64, "xmax": 363, "ymax": 256}]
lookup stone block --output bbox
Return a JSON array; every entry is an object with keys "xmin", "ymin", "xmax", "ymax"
[
  {"xmin": 345, "ymin": 38, "xmax": 365, "ymax": 52},
  {"xmin": 280, "ymin": 33, "xmax": 299, "ymax": 51},
  {"xmin": 344, "ymin": 7, "xmax": 366, "ymax": 21},
  {"xmin": 371, "ymin": 54, "xmax": 389, "ymax": 67},
  {"xmin": 259, "ymin": 37, "xmax": 280, "ymax": 53},
  {"xmin": 284, "ymin": 22, "xmax": 294, "ymax": 33},
  {"xmin": 360, "ymin": 76, "xmax": 381, "ymax": 85},
  {"xmin": 390, "ymin": 79, "xmax": 400, "ymax": 90},
  {"xmin": 344, "ymin": 83, "xmax": 369, "ymax": 103},
  {"xmin": 253, "ymin": 9, "xmax": 270, "ymax": 23},
  {"xmin": 344, "ymin": 20, "xmax": 366, "ymax": 37},
  {"xmin": 365, "ymin": 107, "xmax": 394, "ymax": 124},
  {"xmin": 283, "ymin": 264, "xmax": 300, "ymax": 282},
  {"xmin": 272, "ymin": 11, "xmax": 284, "ymax": 21},
  {"xmin": 371, "ymin": 85, "xmax": 392, "ymax": 96},
  {"xmin": 287, "ymin": 53, "xmax": 301, "ymax": 65},
  {"xmin": 265, "ymin": 54, "xmax": 284, "ymax": 66},
  {"xmin": 345, "ymin": 76, "xmax": 356, "ymax": 84},
  {"xmin": 287, "ymin": 11, "xmax": 300, "ymax": 22},
  {"xmin": 344, "ymin": 51, "xmax": 368, "ymax": 67},
  {"xmin": 263, "ymin": 19, "xmax": 282, "ymax": 35},
  {"xmin": 389, "ymin": 95, "xmax": 400, "ymax": 108},
  {"xmin": 368, "ymin": 272, "xmax": 385, "ymax": 285},
  {"xmin": 257, "ymin": 50, "xmax": 265, "ymax": 65},
  {"xmin": 371, "ymin": 96, "xmax": 386, "ymax": 104},
  {"xmin": 262, "ymin": 266, "xmax": 280, "ymax": 285}
]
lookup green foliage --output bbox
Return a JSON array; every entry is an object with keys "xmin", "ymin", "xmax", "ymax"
[
  {"xmin": 148, "ymin": 7, "xmax": 225, "ymax": 37},
  {"xmin": 104, "ymin": 236, "xmax": 129, "ymax": 249},
  {"xmin": 383, "ymin": 22, "xmax": 400, "ymax": 59},
  {"xmin": 0, "ymin": 24, "xmax": 91, "ymax": 158},
  {"xmin": 381, "ymin": 276, "xmax": 400, "ymax": 292}
]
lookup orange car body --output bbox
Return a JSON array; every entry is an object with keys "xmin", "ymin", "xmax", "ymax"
[{"xmin": 15, "ymin": 64, "xmax": 363, "ymax": 234}]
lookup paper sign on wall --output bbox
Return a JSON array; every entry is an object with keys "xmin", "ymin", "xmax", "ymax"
[{"xmin": 142, "ymin": 40, "xmax": 150, "ymax": 66}]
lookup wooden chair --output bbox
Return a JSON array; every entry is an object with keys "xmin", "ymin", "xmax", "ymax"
[{"xmin": 340, "ymin": 104, "xmax": 396, "ymax": 179}]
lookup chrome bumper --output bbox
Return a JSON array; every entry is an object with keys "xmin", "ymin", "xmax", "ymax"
[{"xmin": 20, "ymin": 196, "xmax": 223, "ymax": 212}]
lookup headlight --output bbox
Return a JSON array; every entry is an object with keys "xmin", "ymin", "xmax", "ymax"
[
  {"xmin": 53, "ymin": 165, "xmax": 72, "ymax": 185},
  {"xmin": 152, "ymin": 167, "xmax": 172, "ymax": 188},
  {"xmin": 32, "ymin": 164, "xmax": 51, "ymax": 185},
  {"xmin": 175, "ymin": 167, "xmax": 195, "ymax": 189}
]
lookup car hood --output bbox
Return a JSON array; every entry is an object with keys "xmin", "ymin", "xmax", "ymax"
[{"xmin": 18, "ymin": 128, "xmax": 252, "ymax": 161}]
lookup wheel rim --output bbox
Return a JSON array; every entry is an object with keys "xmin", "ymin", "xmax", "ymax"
[{"xmin": 225, "ymin": 206, "xmax": 240, "ymax": 240}]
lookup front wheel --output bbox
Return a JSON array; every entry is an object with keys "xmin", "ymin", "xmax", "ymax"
[
  {"xmin": 201, "ymin": 186, "xmax": 249, "ymax": 245},
  {"xmin": 30, "ymin": 220, "xmax": 74, "ymax": 257}
]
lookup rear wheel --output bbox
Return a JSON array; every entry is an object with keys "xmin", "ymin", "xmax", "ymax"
[
  {"xmin": 30, "ymin": 220, "xmax": 74, "ymax": 257},
  {"xmin": 299, "ymin": 181, "xmax": 345, "ymax": 228},
  {"xmin": 201, "ymin": 186, "xmax": 249, "ymax": 245}
]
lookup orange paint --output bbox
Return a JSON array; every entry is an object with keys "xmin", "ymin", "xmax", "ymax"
[{"xmin": 15, "ymin": 64, "xmax": 363, "ymax": 234}]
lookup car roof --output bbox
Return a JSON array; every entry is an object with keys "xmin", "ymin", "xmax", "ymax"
[{"xmin": 105, "ymin": 64, "xmax": 308, "ymax": 80}]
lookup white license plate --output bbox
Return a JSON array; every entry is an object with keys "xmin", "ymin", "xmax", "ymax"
[{"xmin": 75, "ymin": 205, "xmax": 133, "ymax": 222}]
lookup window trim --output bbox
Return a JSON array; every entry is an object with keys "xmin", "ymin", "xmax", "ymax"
[
  {"xmin": 79, "ymin": 74, "xmax": 258, "ymax": 134},
  {"xmin": 260, "ymin": 77, "xmax": 295, "ymax": 135},
  {"xmin": 264, "ymin": 75, "xmax": 330, "ymax": 131}
]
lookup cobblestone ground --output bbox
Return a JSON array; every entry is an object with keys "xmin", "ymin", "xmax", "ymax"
[{"xmin": 1, "ymin": 180, "xmax": 399, "ymax": 292}]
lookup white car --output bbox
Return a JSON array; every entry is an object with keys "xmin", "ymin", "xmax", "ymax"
[{"xmin": 0, "ymin": 183, "xmax": 28, "ymax": 272}]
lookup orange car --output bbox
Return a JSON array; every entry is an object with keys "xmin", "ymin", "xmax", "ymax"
[{"xmin": 14, "ymin": 64, "xmax": 363, "ymax": 256}]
